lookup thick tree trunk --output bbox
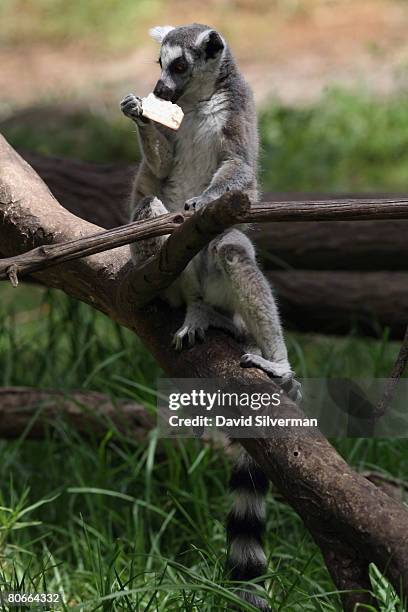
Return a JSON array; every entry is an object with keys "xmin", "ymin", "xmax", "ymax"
[{"xmin": 2, "ymin": 137, "xmax": 408, "ymax": 610}]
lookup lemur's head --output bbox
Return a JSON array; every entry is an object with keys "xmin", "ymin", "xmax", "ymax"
[{"xmin": 149, "ymin": 24, "xmax": 226, "ymax": 104}]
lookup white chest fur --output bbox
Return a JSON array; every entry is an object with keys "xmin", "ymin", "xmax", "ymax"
[{"xmin": 162, "ymin": 92, "xmax": 229, "ymax": 211}]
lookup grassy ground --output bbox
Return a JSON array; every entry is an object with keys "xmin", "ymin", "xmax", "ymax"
[
  {"xmin": 0, "ymin": 290, "xmax": 406, "ymax": 611},
  {"xmin": 1, "ymin": 91, "xmax": 408, "ymax": 610}
]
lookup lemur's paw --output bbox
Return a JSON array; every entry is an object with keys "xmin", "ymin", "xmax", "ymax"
[
  {"xmin": 172, "ymin": 324, "xmax": 206, "ymax": 351},
  {"xmin": 184, "ymin": 195, "xmax": 210, "ymax": 212},
  {"xmin": 240, "ymin": 353, "xmax": 302, "ymax": 404},
  {"xmin": 120, "ymin": 94, "xmax": 146, "ymax": 122}
]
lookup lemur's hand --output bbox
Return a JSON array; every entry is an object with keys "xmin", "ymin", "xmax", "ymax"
[
  {"xmin": 184, "ymin": 194, "xmax": 211, "ymax": 212},
  {"xmin": 120, "ymin": 94, "xmax": 149, "ymax": 124}
]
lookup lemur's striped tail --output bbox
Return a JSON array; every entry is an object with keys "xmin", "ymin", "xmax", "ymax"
[{"xmin": 227, "ymin": 451, "xmax": 270, "ymax": 611}]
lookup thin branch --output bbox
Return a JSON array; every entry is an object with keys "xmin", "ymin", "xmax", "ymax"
[
  {"xmin": 249, "ymin": 198, "xmax": 408, "ymax": 222},
  {"xmin": 375, "ymin": 325, "xmax": 408, "ymax": 417},
  {"xmin": 3, "ymin": 193, "xmax": 408, "ymax": 290},
  {"xmin": 0, "ymin": 211, "xmax": 186, "ymax": 285}
]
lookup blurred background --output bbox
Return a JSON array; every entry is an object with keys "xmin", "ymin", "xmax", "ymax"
[
  {"xmin": 1, "ymin": 1, "xmax": 408, "ymax": 610},
  {"xmin": 3, "ymin": 0, "xmax": 408, "ymax": 189}
]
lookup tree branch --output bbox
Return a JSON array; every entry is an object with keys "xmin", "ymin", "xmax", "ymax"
[
  {"xmin": 249, "ymin": 198, "xmax": 408, "ymax": 221},
  {"xmin": 0, "ymin": 211, "xmax": 186, "ymax": 286},
  {"xmin": 2, "ymin": 135, "xmax": 408, "ymax": 610},
  {"xmin": 120, "ymin": 191, "xmax": 250, "ymax": 305},
  {"xmin": 376, "ymin": 325, "xmax": 408, "ymax": 417},
  {"xmin": 23, "ymin": 151, "xmax": 408, "ymax": 272},
  {"xmin": 3, "ymin": 183, "xmax": 408, "ymax": 297}
]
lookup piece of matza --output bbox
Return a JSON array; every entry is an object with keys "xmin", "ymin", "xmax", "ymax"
[{"xmin": 141, "ymin": 93, "xmax": 184, "ymax": 130}]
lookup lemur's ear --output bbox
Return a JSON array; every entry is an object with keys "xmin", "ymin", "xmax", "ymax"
[
  {"xmin": 149, "ymin": 25, "xmax": 175, "ymax": 44},
  {"xmin": 196, "ymin": 29, "xmax": 225, "ymax": 60}
]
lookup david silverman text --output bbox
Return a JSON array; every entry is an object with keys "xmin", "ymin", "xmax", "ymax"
[{"xmin": 168, "ymin": 415, "xmax": 318, "ymax": 428}]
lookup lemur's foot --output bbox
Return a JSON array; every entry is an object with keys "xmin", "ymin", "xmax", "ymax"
[
  {"xmin": 120, "ymin": 94, "xmax": 148, "ymax": 123},
  {"xmin": 172, "ymin": 324, "xmax": 206, "ymax": 351},
  {"xmin": 240, "ymin": 353, "xmax": 302, "ymax": 404}
]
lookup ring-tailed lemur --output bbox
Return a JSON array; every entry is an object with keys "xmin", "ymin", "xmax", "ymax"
[{"xmin": 121, "ymin": 23, "xmax": 301, "ymax": 611}]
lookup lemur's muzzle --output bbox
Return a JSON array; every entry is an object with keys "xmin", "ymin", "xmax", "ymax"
[{"xmin": 153, "ymin": 80, "xmax": 176, "ymax": 102}]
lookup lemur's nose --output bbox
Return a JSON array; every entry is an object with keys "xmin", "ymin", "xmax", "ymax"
[{"xmin": 153, "ymin": 80, "xmax": 174, "ymax": 101}]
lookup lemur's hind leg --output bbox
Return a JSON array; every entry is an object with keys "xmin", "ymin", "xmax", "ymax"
[
  {"xmin": 130, "ymin": 196, "xmax": 169, "ymax": 266},
  {"xmin": 173, "ymin": 301, "xmax": 243, "ymax": 350},
  {"xmin": 211, "ymin": 230, "xmax": 301, "ymax": 403}
]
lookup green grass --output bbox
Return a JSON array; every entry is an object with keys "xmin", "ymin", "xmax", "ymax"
[
  {"xmin": 260, "ymin": 88, "xmax": 408, "ymax": 192},
  {"xmin": 0, "ymin": 290, "xmax": 406, "ymax": 611},
  {"xmin": 1, "ymin": 89, "xmax": 408, "ymax": 609}
]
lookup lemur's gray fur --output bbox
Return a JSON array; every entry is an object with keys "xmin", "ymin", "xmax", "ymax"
[{"xmin": 121, "ymin": 23, "xmax": 300, "ymax": 611}]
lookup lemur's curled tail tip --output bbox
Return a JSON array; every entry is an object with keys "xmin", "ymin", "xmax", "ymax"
[{"xmin": 227, "ymin": 451, "xmax": 270, "ymax": 611}]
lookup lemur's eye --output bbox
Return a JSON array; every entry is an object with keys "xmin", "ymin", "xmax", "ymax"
[{"xmin": 172, "ymin": 60, "xmax": 187, "ymax": 74}]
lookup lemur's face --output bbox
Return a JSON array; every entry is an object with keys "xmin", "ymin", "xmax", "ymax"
[{"xmin": 150, "ymin": 24, "xmax": 225, "ymax": 103}]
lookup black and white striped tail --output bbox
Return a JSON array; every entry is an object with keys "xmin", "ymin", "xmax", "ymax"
[{"xmin": 227, "ymin": 451, "xmax": 270, "ymax": 611}]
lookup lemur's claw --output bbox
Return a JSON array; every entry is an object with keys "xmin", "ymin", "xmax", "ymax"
[
  {"xmin": 240, "ymin": 353, "xmax": 302, "ymax": 404},
  {"xmin": 172, "ymin": 325, "xmax": 206, "ymax": 350},
  {"xmin": 120, "ymin": 93, "xmax": 145, "ymax": 121}
]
